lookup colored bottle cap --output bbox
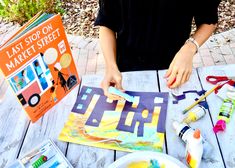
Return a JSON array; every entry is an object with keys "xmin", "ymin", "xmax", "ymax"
[
  {"xmin": 42, "ymin": 156, "xmax": 47, "ymax": 161},
  {"xmin": 193, "ymin": 129, "xmax": 201, "ymax": 139},
  {"xmin": 213, "ymin": 120, "xmax": 226, "ymax": 133}
]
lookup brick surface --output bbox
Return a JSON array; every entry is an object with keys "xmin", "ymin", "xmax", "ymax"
[
  {"xmin": 1, "ymin": 26, "xmax": 235, "ymax": 98},
  {"xmin": 86, "ymin": 50, "xmax": 97, "ymax": 73},
  {"xmin": 230, "ymin": 42, "xmax": 235, "ymax": 48},
  {"xmin": 224, "ymin": 54, "xmax": 235, "ymax": 64},
  {"xmin": 193, "ymin": 53, "xmax": 202, "ymax": 64},
  {"xmin": 220, "ymin": 45, "xmax": 234, "ymax": 55},
  {"xmin": 199, "ymin": 48, "xmax": 212, "ymax": 56},
  {"xmin": 201, "ymin": 56, "xmax": 215, "ymax": 66}
]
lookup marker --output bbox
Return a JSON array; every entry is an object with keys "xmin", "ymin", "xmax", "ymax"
[
  {"xmin": 49, "ymin": 161, "xmax": 60, "ymax": 168},
  {"xmin": 30, "ymin": 155, "xmax": 47, "ymax": 168},
  {"xmin": 108, "ymin": 86, "xmax": 134, "ymax": 102}
]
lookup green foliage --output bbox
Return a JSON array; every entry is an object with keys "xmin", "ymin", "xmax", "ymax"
[{"xmin": 0, "ymin": 0, "xmax": 65, "ymax": 24}]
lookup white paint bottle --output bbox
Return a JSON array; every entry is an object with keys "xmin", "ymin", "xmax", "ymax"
[
  {"xmin": 173, "ymin": 121, "xmax": 213, "ymax": 160},
  {"xmin": 173, "ymin": 121, "xmax": 196, "ymax": 142},
  {"xmin": 185, "ymin": 129, "xmax": 203, "ymax": 168}
]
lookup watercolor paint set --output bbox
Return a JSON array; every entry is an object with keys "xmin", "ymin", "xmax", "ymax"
[{"xmin": 8, "ymin": 139, "xmax": 73, "ymax": 168}]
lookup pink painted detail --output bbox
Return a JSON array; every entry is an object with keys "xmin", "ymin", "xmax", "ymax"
[
  {"xmin": 21, "ymin": 81, "xmax": 41, "ymax": 102},
  {"xmin": 213, "ymin": 120, "xmax": 226, "ymax": 133}
]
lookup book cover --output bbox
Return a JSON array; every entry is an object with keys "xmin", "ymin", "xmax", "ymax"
[{"xmin": 0, "ymin": 13, "xmax": 80, "ymax": 122}]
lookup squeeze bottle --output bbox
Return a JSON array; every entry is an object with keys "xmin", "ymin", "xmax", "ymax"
[
  {"xmin": 213, "ymin": 98, "xmax": 235, "ymax": 133},
  {"xmin": 185, "ymin": 129, "xmax": 203, "ymax": 168},
  {"xmin": 173, "ymin": 121, "xmax": 213, "ymax": 160}
]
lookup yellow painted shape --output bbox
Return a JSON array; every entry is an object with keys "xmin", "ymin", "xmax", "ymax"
[
  {"xmin": 144, "ymin": 106, "xmax": 161, "ymax": 129},
  {"xmin": 99, "ymin": 111, "xmax": 120, "ymax": 129},
  {"xmin": 84, "ymin": 110, "xmax": 121, "ymax": 139},
  {"xmin": 68, "ymin": 113, "xmax": 77, "ymax": 120},
  {"xmin": 152, "ymin": 133, "xmax": 165, "ymax": 149},
  {"xmin": 154, "ymin": 106, "xmax": 161, "ymax": 115},
  {"xmin": 132, "ymin": 96, "xmax": 140, "ymax": 108},
  {"xmin": 142, "ymin": 109, "xmax": 149, "ymax": 118},
  {"xmin": 125, "ymin": 111, "xmax": 135, "ymax": 126},
  {"xmin": 115, "ymin": 100, "xmax": 125, "ymax": 112},
  {"xmin": 84, "ymin": 94, "xmax": 100, "ymax": 118}
]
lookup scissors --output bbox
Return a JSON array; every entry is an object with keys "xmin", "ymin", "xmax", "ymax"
[{"xmin": 206, "ymin": 76, "xmax": 230, "ymax": 85}]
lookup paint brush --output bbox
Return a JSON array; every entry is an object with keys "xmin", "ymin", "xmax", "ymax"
[
  {"xmin": 20, "ymin": 142, "xmax": 51, "ymax": 164},
  {"xmin": 182, "ymin": 84, "xmax": 220, "ymax": 114}
]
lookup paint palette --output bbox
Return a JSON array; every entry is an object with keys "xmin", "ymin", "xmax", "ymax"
[
  {"xmin": 7, "ymin": 139, "xmax": 73, "ymax": 168},
  {"xmin": 108, "ymin": 151, "xmax": 187, "ymax": 168}
]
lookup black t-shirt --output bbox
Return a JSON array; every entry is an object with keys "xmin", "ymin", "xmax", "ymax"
[{"xmin": 95, "ymin": 0, "xmax": 220, "ymax": 71}]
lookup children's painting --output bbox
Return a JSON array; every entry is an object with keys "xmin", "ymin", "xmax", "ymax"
[{"xmin": 59, "ymin": 86, "xmax": 169, "ymax": 152}]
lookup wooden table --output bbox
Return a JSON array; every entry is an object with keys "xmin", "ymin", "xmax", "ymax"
[{"xmin": 1, "ymin": 64, "xmax": 235, "ymax": 168}]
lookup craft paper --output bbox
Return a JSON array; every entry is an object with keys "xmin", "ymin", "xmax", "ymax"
[{"xmin": 59, "ymin": 86, "xmax": 169, "ymax": 152}]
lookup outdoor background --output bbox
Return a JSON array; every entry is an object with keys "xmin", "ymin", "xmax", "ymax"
[{"xmin": 0, "ymin": 0, "xmax": 234, "ymax": 38}]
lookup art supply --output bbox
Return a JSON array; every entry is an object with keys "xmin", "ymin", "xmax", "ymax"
[
  {"xmin": 31, "ymin": 155, "xmax": 47, "ymax": 168},
  {"xmin": 48, "ymin": 161, "xmax": 60, "ymax": 168},
  {"xmin": 20, "ymin": 143, "xmax": 50, "ymax": 164},
  {"xmin": 213, "ymin": 99, "xmax": 235, "ymax": 133},
  {"xmin": 108, "ymin": 86, "xmax": 135, "ymax": 102},
  {"xmin": 182, "ymin": 84, "xmax": 220, "ymax": 114},
  {"xmin": 185, "ymin": 129, "xmax": 203, "ymax": 168},
  {"xmin": 182, "ymin": 105, "xmax": 206, "ymax": 124},
  {"xmin": 42, "ymin": 148, "xmax": 56, "ymax": 160},
  {"xmin": 173, "ymin": 121, "xmax": 213, "ymax": 160},
  {"xmin": 20, "ymin": 151, "xmax": 41, "ymax": 165},
  {"xmin": 206, "ymin": 76, "xmax": 231, "ymax": 85},
  {"xmin": 8, "ymin": 139, "xmax": 73, "ymax": 168}
]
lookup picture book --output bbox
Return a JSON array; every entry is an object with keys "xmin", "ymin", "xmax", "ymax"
[
  {"xmin": 0, "ymin": 12, "xmax": 80, "ymax": 122},
  {"xmin": 8, "ymin": 139, "xmax": 73, "ymax": 168},
  {"xmin": 59, "ymin": 86, "xmax": 169, "ymax": 152}
]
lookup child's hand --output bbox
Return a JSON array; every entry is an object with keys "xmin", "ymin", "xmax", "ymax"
[
  {"xmin": 101, "ymin": 66, "xmax": 124, "ymax": 100},
  {"xmin": 165, "ymin": 42, "xmax": 195, "ymax": 88}
]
